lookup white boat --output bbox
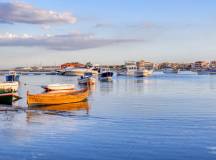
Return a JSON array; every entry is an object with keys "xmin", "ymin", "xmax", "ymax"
[
  {"xmin": 78, "ymin": 72, "xmax": 96, "ymax": 85},
  {"xmin": 197, "ymin": 69, "xmax": 209, "ymax": 75},
  {"xmin": 41, "ymin": 83, "xmax": 75, "ymax": 91},
  {"xmin": 99, "ymin": 68, "xmax": 113, "ymax": 82},
  {"xmin": 61, "ymin": 67, "xmax": 98, "ymax": 76},
  {"xmin": 0, "ymin": 81, "xmax": 19, "ymax": 92},
  {"xmin": 135, "ymin": 69, "xmax": 153, "ymax": 77},
  {"xmin": 163, "ymin": 67, "xmax": 179, "ymax": 74},
  {"xmin": 117, "ymin": 61, "xmax": 137, "ymax": 76},
  {"xmin": 209, "ymin": 69, "xmax": 216, "ymax": 75}
]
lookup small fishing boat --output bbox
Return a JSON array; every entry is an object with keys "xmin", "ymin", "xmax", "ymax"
[
  {"xmin": 41, "ymin": 83, "xmax": 75, "ymax": 91},
  {"xmin": 0, "ymin": 81, "xmax": 19, "ymax": 92},
  {"xmin": 6, "ymin": 71, "xmax": 20, "ymax": 82},
  {"xmin": 78, "ymin": 72, "xmax": 96, "ymax": 85},
  {"xmin": 99, "ymin": 68, "xmax": 113, "ymax": 82},
  {"xmin": 27, "ymin": 88, "xmax": 89, "ymax": 106}
]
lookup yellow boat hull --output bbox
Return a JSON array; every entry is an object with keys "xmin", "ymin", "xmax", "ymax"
[{"xmin": 27, "ymin": 88, "xmax": 89, "ymax": 106}]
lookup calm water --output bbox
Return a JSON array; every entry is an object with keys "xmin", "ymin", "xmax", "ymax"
[{"xmin": 1, "ymin": 72, "xmax": 216, "ymax": 160}]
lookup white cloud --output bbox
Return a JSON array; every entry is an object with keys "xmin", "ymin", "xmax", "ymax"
[
  {"xmin": 0, "ymin": 32, "xmax": 139, "ymax": 51},
  {"xmin": 0, "ymin": 1, "xmax": 76, "ymax": 24}
]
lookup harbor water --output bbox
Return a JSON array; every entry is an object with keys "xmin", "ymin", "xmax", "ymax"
[{"xmin": 0, "ymin": 72, "xmax": 216, "ymax": 160}]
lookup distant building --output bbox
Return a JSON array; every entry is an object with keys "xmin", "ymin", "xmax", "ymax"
[
  {"xmin": 178, "ymin": 63, "xmax": 192, "ymax": 71},
  {"xmin": 125, "ymin": 61, "xmax": 137, "ymax": 66},
  {"xmin": 192, "ymin": 61, "xmax": 209, "ymax": 71},
  {"xmin": 15, "ymin": 67, "xmax": 32, "ymax": 71},
  {"xmin": 60, "ymin": 62, "xmax": 85, "ymax": 69},
  {"xmin": 209, "ymin": 61, "xmax": 216, "ymax": 69},
  {"xmin": 31, "ymin": 66, "xmax": 43, "ymax": 71},
  {"xmin": 42, "ymin": 66, "xmax": 61, "ymax": 71},
  {"xmin": 136, "ymin": 60, "xmax": 154, "ymax": 70}
]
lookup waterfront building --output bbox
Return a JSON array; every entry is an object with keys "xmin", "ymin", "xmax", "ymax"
[
  {"xmin": 136, "ymin": 60, "xmax": 154, "ymax": 70},
  {"xmin": 192, "ymin": 61, "xmax": 209, "ymax": 71},
  {"xmin": 41, "ymin": 66, "xmax": 61, "ymax": 71},
  {"xmin": 60, "ymin": 62, "xmax": 85, "ymax": 69},
  {"xmin": 209, "ymin": 61, "xmax": 216, "ymax": 69}
]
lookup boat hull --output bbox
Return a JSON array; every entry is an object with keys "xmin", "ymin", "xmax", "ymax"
[
  {"xmin": 27, "ymin": 88, "xmax": 89, "ymax": 106},
  {"xmin": 135, "ymin": 70, "xmax": 153, "ymax": 77},
  {"xmin": 99, "ymin": 77, "xmax": 113, "ymax": 82},
  {"xmin": 78, "ymin": 77, "xmax": 96, "ymax": 85},
  {"xmin": 99, "ymin": 72, "xmax": 113, "ymax": 82},
  {"xmin": 62, "ymin": 69, "xmax": 98, "ymax": 76},
  {"xmin": 0, "ymin": 93, "xmax": 13, "ymax": 105},
  {"xmin": 117, "ymin": 71, "xmax": 135, "ymax": 76},
  {"xmin": 209, "ymin": 69, "xmax": 216, "ymax": 75},
  {"xmin": 197, "ymin": 70, "xmax": 209, "ymax": 75},
  {"xmin": 163, "ymin": 68, "xmax": 178, "ymax": 74},
  {"xmin": 0, "ymin": 95, "xmax": 13, "ymax": 105}
]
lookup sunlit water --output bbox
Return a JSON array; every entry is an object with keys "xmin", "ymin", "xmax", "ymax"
[{"xmin": 1, "ymin": 72, "xmax": 216, "ymax": 160}]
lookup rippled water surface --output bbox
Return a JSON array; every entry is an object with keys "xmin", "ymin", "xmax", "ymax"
[{"xmin": 1, "ymin": 72, "xmax": 216, "ymax": 160}]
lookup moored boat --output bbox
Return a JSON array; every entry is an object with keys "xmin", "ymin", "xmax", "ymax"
[
  {"xmin": 0, "ymin": 90, "xmax": 21, "ymax": 105},
  {"xmin": 0, "ymin": 93, "xmax": 13, "ymax": 105},
  {"xmin": 6, "ymin": 71, "xmax": 20, "ymax": 82},
  {"xmin": 135, "ymin": 69, "xmax": 153, "ymax": 77},
  {"xmin": 27, "ymin": 88, "xmax": 89, "ymax": 106},
  {"xmin": 41, "ymin": 83, "xmax": 75, "ymax": 91},
  {"xmin": 0, "ymin": 81, "xmax": 19, "ymax": 92},
  {"xmin": 117, "ymin": 61, "xmax": 137, "ymax": 76},
  {"xmin": 61, "ymin": 67, "xmax": 98, "ymax": 76},
  {"xmin": 163, "ymin": 67, "xmax": 179, "ymax": 74},
  {"xmin": 208, "ymin": 69, "xmax": 216, "ymax": 75},
  {"xmin": 78, "ymin": 72, "xmax": 96, "ymax": 85},
  {"xmin": 197, "ymin": 69, "xmax": 209, "ymax": 75},
  {"xmin": 99, "ymin": 68, "xmax": 113, "ymax": 82}
]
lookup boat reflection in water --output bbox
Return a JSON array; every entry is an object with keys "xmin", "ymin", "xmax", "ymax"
[
  {"xmin": 99, "ymin": 81, "xmax": 113, "ymax": 94},
  {"xmin": 26, "ymin": 101, "xmax": 90, "ymax": 121}
]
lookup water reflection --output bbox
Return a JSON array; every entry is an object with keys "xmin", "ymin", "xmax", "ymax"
[
  {"xmin": 26, "ymin": 101, "xmax": 90, "ymax": 122},
  {"xmin": 1, "ymin": 74, "xmax": 216, "ymax": 160},
  {"xmin": 209, "ymin": 76, "xmax": 216, "ymax": 90},
  {"xmin": 99, "ymin": 81, "xmax": 113, "ymax": 93}
]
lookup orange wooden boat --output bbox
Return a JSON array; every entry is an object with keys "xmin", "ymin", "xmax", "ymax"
[
  {"xmin": 27, "ymin": 88, "xmax": 89, "ymax": 106},
  {"xmin": 29, "ymin": 101, "xmax": 89, "ymax": 112}
]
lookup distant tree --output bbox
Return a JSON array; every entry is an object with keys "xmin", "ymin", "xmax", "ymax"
[{"xmin": 85, "ymin": 62, "xmax": 93, "ymax": 68}]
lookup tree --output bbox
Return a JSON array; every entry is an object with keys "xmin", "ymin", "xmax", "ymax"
[{"xmin": 85, "ymin": 62, "xmax": 93, "ymax": 68}]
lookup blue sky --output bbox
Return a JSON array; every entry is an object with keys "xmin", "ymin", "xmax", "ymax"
[{"xmin": 0, "ymin": 0, "xmax": 216, "ymax": 67}]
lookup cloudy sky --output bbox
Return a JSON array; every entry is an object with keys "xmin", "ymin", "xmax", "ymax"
[{"xmin": 0, "ymin": 0, "xmax": 216, "ymax": 67}]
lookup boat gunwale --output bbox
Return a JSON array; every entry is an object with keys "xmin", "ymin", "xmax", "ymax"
[{"xmin": 28, "ymin": 88, "xmax": 88, "ymax": 97}]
